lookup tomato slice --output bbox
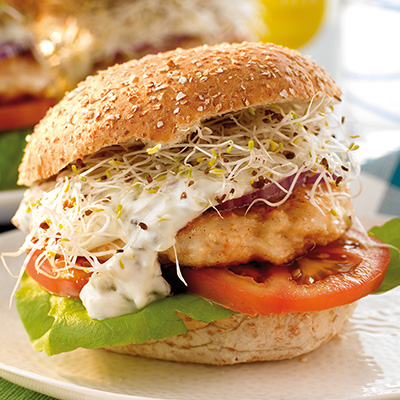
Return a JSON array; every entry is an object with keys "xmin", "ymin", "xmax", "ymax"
[
  {"xmin": 0, "ymin": 97, "xmax": 56, "ymax": 131},
  {"xmin": 26, "ymin": 250, "xmax": 92, "ymax": 298},
  {"xmin": 181, "ymin": 229, "xmax": 390, "ymax": 315}
]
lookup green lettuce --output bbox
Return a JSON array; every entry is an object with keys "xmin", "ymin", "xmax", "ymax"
[
  {"xmin": 15, "ymin": 218, "xmax": 400, "ymax": 356},
  {"xmin": 369, "ymin": 218, "xmax": 400, "ymax": 294},
  {"xmin": 0, "ymin": 129, "xmax": 30, "ymax": 191},
  {"xmin": 16, "ymin": 273, "xmax": 235, "ymax": 355}
]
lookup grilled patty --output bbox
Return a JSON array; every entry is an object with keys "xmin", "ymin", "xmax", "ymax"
[{"xmin": 161, "ymin": 184, "xmax": 353, "ymax": 267}]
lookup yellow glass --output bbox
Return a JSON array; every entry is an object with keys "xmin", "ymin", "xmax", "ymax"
[{"xmin": 259, "ymin": 0, "xmax": 325, "ymax": 49}]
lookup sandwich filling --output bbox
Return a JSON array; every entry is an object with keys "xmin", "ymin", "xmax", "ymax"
[{"xmin": 12, "ymin": 97, "xmax": 359, "ymax": 319}]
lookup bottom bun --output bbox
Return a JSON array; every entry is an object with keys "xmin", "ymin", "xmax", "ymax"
[{"xmin": 105, "ymin": 303, "xmax": 357, "ymax": 365}]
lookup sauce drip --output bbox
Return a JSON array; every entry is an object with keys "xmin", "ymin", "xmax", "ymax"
[
  {"xmin": 290, "ymin": 238, "xmax": 363, "ymax": 285},
  {"xmin": 230, "ymin": 237, "xmax": 363, "ymax": 286}
]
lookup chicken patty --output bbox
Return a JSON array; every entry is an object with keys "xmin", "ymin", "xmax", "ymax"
[{"xmin": 161, "ymin": 184, "xmax": 353, "ymax": 267}]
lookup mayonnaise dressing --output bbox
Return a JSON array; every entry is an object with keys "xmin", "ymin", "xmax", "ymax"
[{"xmin": 80, "ymin": 172, "xmax": 246, "ymax": 319}]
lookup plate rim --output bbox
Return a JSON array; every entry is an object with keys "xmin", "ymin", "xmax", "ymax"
[{"xmin": 0, "ymin": 362, "xmax": 152, "ymax": 400}]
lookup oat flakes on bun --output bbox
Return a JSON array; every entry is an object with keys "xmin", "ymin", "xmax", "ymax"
[{"xmin": 7, "ymin": 42, "xmax": 390, "ymax": 365}]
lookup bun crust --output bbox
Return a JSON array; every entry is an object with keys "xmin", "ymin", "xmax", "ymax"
[
  {"xmin": 18, "ymin": 42, "xmax": 340, "ymax": 186},
  {"xmin": 105, "ymin": 303, "xmax": 356, "ymax": 365}
]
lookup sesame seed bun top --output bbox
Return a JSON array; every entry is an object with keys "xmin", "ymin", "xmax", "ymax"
[{"xmin": 18, "ymin": 42, "xmax": 341, "ymax": 186}]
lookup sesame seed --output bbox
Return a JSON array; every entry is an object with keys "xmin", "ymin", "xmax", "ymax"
[
  {"xmin": 197, "ymin": 106, "xmax": 204, "ymax": 112},
  {"xmin": 157, "ymin": 121, "xmax": 164, "ymax": 128},
  {"xmin": 154, "ymin": 83, "xmax": 168, "ymax": 91},
  {"xmin": 279, "ymin": 89, "xmax": 289, "ymax": 98},
  {"xmin": 173, "ymin": 107, "xmax": 180, "ymax": 114},
  {"xmin": 178, "ymin": 77, "xmax": 188, "ymax": 84},
  {"xmin": 176, "ymin": 92, "xmax": 186, "ymax": 101}
]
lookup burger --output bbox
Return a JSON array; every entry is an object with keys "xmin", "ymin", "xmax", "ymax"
[
  {"xmin": 0, "ymin": 3, "xmax": 55, "ymax": 132},
  {"xmin": 8, "ymin": 42, "xmax": 393, "ymax": 365},
  {"xmin": 0, "ymin": 3, "xmax": 56, "ymax": 193},
  {"xmin": 7, "ymin": 0, "xmax": 264, "ymax": 95}
]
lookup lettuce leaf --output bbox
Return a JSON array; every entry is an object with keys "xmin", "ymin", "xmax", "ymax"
[
  {"xmin": 0, "ymin": 129, "xmax": 30, "ymax": 191},
  {"xmin": 15, "ymin": 273, "xmax": 235, "ymax": 355},
  {"xmin": 15, "ymin": 218, "xmax": 400, "ymax": 355},
  {"xmin": 369, "ymin": 218, "xmax": 400, "ymax": 294}
]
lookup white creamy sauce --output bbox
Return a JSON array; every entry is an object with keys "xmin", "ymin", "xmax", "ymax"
[{"xmin": 81, "ymin": 172, "xmax": 252, "ymax": 319}]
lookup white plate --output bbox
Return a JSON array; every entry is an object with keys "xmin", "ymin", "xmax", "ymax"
[
  {"xmin": 1, "ymin": 217, "xmax": 400, "ymax": 400},
  {"xmin": 0, "ymin": 189, "xmax": 24, "ymax": 225}
]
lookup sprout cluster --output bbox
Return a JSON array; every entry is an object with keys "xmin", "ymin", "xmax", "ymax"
[{"xmin": 13, "ymin": 96, "xmax": 359, "ymax": 276}]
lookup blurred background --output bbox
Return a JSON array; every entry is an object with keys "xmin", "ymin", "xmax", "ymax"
[{"xmin": 0, "ymin": 0, "xmax": 399, "ymax": 225}]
